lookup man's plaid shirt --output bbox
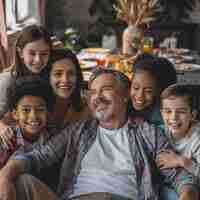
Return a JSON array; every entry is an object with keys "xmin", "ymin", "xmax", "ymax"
[
  {"xmin": 0, "ymin": 124, "xmax": 51, "ymax": 168},
  {"xmin": 15, "ymin": 120, "xmax": 198, "ymax": 200}
]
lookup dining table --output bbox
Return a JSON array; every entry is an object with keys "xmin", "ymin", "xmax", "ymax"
[
  {"xmin": 77, "ymin": 47, "xmax": 200, "ymax": 85},
  {"xmin": 159, "ymin": 48, "xmax": 200, "ymax": 84}
]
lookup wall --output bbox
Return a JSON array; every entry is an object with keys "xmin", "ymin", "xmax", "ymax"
[{"xmin": 46, "ymin": 0, "xmax": 98, "ymax": 39}]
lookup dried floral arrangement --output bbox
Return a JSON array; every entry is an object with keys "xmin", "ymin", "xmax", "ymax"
[{"xmin": 113, "ymin": 0, "xmax": 160, "ymax": 27}]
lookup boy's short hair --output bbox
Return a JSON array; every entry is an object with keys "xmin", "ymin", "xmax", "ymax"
[
  {"xmin": 160, "ymin": 84, "xmax": 198, "ymax": 111},
  {"xmin": 7, "ymin": 76, "xmax": 56, "ymax": 112}
]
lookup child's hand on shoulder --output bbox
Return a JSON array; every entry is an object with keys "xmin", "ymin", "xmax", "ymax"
[
  {"xmin": 156, "ymin": 150, "xmax": 183, "ymax": 169},
  {"xmin": 0, "ymin": 124, "xmax": 16, "ymax": 151}
]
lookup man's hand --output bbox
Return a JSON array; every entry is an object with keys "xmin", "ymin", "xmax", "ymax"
[
  {"xmin": 0, "ymin": 175, "xmax": 16, "ymax": 200},
  {"xmin": 156, "ymin": 150, "xmax": 183, "ymax": 169},
  {"xmin": 179, "ymin": 185, "xmax": 199, "ymax": 200}
]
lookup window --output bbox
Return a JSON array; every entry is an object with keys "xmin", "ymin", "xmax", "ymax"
[{"xmin": 5, "ymin": 0, "xmax": 40, "ymax": 31}]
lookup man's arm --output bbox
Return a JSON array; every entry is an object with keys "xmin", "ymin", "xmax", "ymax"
[
  {"xmin": 179, "ymin": 185, "xmax": 199, "ymax": 200},
  {"xmin": 12, "ymin": 124, "xmax": 72, "ymax": 174}
]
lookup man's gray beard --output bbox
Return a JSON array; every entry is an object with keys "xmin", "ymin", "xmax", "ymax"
[{"xmin": 95, "ymin": 110, "xmax": 111, "ymax": 122}]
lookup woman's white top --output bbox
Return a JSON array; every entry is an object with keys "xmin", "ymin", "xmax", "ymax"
[{"xmin": 0, "ymin": 71, "xmax": 14, "ymax": 118}]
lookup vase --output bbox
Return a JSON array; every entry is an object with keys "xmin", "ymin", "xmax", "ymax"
[{"xmin": 122, "ymin": 25, "xmax": 143, "ymax": 55}]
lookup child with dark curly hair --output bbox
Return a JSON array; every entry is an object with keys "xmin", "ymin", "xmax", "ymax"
[{"xmin": 0, "ymin": 76, "xmax": 56, "ymax": 168}]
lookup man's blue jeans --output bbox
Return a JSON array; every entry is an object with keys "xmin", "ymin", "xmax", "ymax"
[{"xmin": 160, "ymin": 186, "xmax": 178, "ymax": 200}]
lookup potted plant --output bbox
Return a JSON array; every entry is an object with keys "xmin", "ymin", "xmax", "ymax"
[{"xmin": 113, "ymin": 0, "xmax": 160, "ymax": 55}]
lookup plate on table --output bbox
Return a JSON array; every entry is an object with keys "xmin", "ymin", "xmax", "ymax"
[
  {"xmin": 174, "ymin": 48, "xmax": 190, "ymax": 54},
  {"xmin": 80, "ymin": 60, "xmax": 97, "ymax": 70},
  {"xmin": 78, "ymin": 49, "xmax": 110, "ymax": 60},
  {"xmin": 176, "ymin": 63, "xmax": 200, "ymax": 71},
  {"xmin": 175, "ymin": 55, "xmax": 195, "ymax": 64},
  {"xmin": 83, "ymin": 71, "xmax": 93, "ymax": 81},
  {"xmin": 181, "ymin": 55, "xmax": 195, "ymax": 62},
  {"xmin": 82, "ymin": 48, "xmax": 111, "ymax": 54}
]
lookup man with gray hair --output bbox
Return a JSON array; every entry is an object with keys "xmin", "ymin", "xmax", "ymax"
[{"xmin": 0, "ymin": 69, "xmax": 198, "ymax": 200}]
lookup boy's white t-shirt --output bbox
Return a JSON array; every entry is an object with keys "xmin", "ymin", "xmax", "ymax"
[{"xmin": 69, "ymin": 122, "xmax": 138, "ymax": 199}]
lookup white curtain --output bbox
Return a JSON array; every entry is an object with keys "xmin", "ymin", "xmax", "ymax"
[
  {"xmin": 6, "ymin": 0, "xmax": 42, "ymax": 29},
  {"xmin": 17, "ymin": 0, "xmax": 29, "ymax": 21}
]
